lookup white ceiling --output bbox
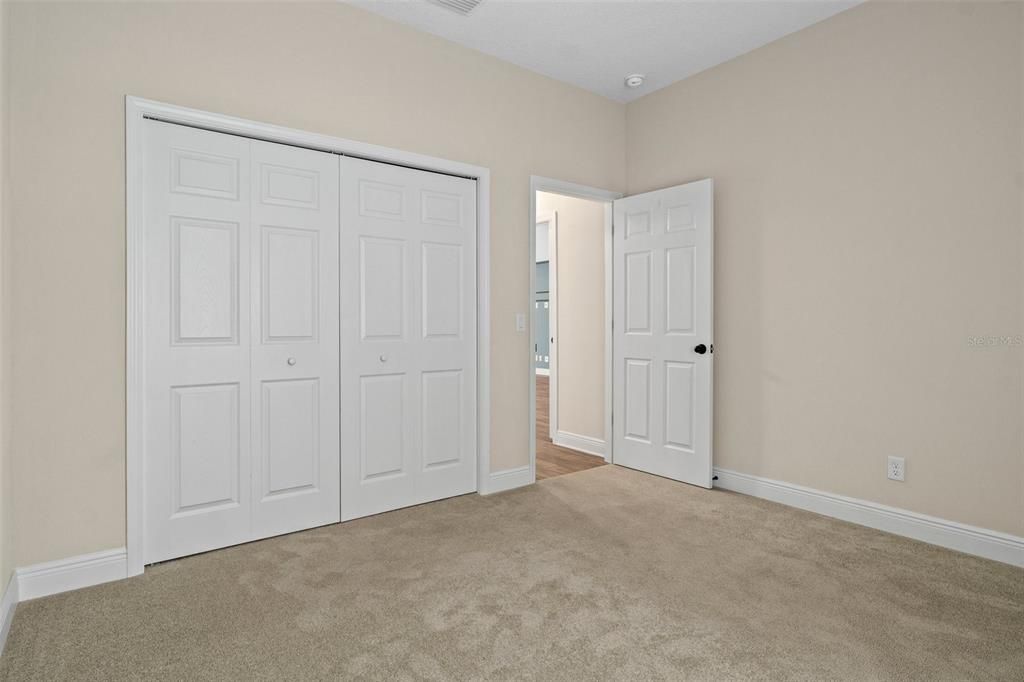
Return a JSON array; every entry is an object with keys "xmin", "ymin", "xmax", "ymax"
[{"xmin": 346, "ymin": 0, "xmax": 862, "ymax": 102}]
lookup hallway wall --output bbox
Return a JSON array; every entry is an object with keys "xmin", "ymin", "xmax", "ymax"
[{"xmin": 537, "ymin": 191, "xmax": 607, "ymax": 444}]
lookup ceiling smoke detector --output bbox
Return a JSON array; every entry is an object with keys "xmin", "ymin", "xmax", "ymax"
[
  {"xmin": 624, "ymin": 74, "xmax": 646, "ymax": 89},
  {"xmin": 426, "ymin": 0, "xmax": 484, "ymax": 16}
]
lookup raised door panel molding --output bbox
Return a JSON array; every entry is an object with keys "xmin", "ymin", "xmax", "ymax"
[
  {"xmin": 170, "ymin": 148, "xmax": 240, "ymax": 201},
  {"xmin": 624, "ymin": 251, "xmax": 652, "ymax": 335},
  {"xmin": 624, "ymin": 358, "xmax": 652, "ymax": 443},
  {"xmin": 422, "ymin": 242, "xmax": 463, "ymax": 339},
  {"xmin": 359, "ymin": 180, "xmax": 405, "ymax": 220},
  {"xmin": 664, "ymin": 361, "xmax": 695, "ymax": 452},
  {"xmin": 261, "ymin": 379, "xmax": 320, "ymax": 499},
  {"xmin": 260, "ymin": 163, "xmax": 320, "ymax": 210},
  {"xmin": 666, "ymin": 203, "xmax": 695, "ymax": 232},
  {"xmin": 422, "ymin": 370, "xmax": 463, "ymax": 469},
  {"xmin": 625, "ymin": 210, "xmax": 651, "ymax": 238},
  {"xmin": 421, "ymin": 190, "xmax": 463, "ymax": 228},
  {"xmin": 665, "ymin": 246, "xmax": 695, "ymax": 335},
  {"xmin": 262, "ymin": 226, "xmax": 319, "ymax": 343},
  {"xmin": 360, "ymin": 237, "xmax": 406, "ymax": 340},
  {"xmin": 171, "ymin": 217, "xmax": 239, "ymax": 345},
  {"xmin": 170, "ymin": 383, "xmax": 241, "ymax": 515},
  {"xmin": 360, "ymin": 373, "xmax": 406, "ymax": 480}
]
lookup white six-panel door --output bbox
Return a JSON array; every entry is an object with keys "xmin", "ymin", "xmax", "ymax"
[
  {"xmin": 612, "ymin": 180, "xmax": 713, "ymax": 488},
  {"xmin": 143, "ymin": 121, "xmax": 340, "ymax": 563},
  {"xmin": 339, "ymin": 157, "xmax": 477, "ymax": 520}
]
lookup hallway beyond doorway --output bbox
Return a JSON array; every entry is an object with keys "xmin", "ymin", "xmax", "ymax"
[{"xmin": 536, "ymin": 376, "xmax": 606, "ymax": 480}]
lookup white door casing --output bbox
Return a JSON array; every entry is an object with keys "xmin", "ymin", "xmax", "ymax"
[
  {"xmin": 543, "ymin": 212, "xmax": 557, "ymax": 441},
  {"xmin": 143, "ymin": 120, "xmax": 340, "ymax": 564},
  {"xmin": 612, "ymin": 180, "xmax": 714, "ymax": 487},
  {"xmin": 339, "ymin": 157, "xmax": 477, "ymax": 520}
]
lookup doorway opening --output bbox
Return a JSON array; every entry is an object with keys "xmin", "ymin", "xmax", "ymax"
[
  {"xmin": 530, "ymin": 178, "xmax": 619, "ymax": 481},
  {"xmin": 529, "ymin": 176, "xmax": 715, "ymax": 487}
]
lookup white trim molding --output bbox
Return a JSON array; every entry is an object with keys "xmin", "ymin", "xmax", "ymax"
[
  {"xmin": 126, "ymin": 96, "xmax": 491, "ymax": 575},
  {"xmin": 479, "ymin": 466, "xmax": 533, "ymax": 496},
  {"xmin": 714, "ymin": 468, "xmax": 1024, "ymax": 568},
  {"xmin": 553, "ymin": 431, "xmax": 607, "ymax": 459},
  {"xmin": 539, "ymin": 209, "xmax": 558, "ymax": 443},
  {"xmin": 15, "ymin": 548, "xmax": 129, "ymax": 602},
  {"xmin": 0, "ymin": 573, "xmax": 17, "ymax": 656}
]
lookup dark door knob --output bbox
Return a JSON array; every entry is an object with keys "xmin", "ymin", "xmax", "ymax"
[{"xmin": 694, "ymin": 344, "xmax": 707, "ymax": 355}]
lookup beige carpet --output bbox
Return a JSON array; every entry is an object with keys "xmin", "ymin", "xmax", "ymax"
[{"xmin": 2, "ymin": 466, "xmax": 1022, "ymax": 680}]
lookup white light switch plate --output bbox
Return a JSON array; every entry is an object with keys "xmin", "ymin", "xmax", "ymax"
[{"xmin": 515, "ymin": 313, "xmax": 527, "ymax": 332}]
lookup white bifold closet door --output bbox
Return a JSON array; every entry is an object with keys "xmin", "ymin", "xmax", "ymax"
[
  {"xmin": 339, "ymin": 157, "xmax": 477, "ymax": 520},
  {"xmin": 143, "ymin": 120, "xmax": 339, "ymax": 564}
]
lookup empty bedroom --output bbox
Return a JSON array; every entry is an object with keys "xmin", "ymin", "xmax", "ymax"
[{"xmin": 0, "ymin": 0, "xmax": 1021, "ymax": 679}]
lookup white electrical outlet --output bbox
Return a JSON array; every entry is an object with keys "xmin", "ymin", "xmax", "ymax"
[{"xmin": 887, "ymin": 456, "xmax": 905, "ymax": 482}]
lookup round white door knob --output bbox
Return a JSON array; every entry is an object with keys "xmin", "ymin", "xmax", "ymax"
[
  {"xmin": 379, "ymin": 355, "xmax": 388, "ymax": 363},
  {"xmin": 287, "ymin": 357, "xmax": 297, "ymax": 366}
]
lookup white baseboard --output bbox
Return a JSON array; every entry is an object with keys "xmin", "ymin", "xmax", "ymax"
[
  {"xmin": 16, "ymin": 547, "xmax": 128, "ymax": 602},
  {"xmin": 0, "ymin": 573, "xmax": 17, "ymax": 656},
  {"xmin": 553, "ymin": 431, "xmax": 607, "ymax": 459},
  {"xmin": 713, "ymin": 468, "xmax": 1024, "ymax": 568},
  {"xmin": 479, "ymin": 465, "xmax": 533, "ymax": 495}
]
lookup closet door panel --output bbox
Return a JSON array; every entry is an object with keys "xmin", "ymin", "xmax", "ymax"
[
  {"xmin": 250, "ymin": 140, "xmax": 340, "ymax": 538},
  {"xmin": 340, "ymin": 157, "xmax": 477, "ymax": 521},
  {"xmin": 143, "ymin": 121, "xmax": 252, "ymax": 564},
  {"xmin": 144, "ymin": 121, "xmax": 341, "ymax": 564}
]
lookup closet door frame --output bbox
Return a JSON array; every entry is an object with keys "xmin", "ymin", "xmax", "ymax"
[{"xmin": 126, "ymin": 97, "xmax": 492, "ymax": 577}]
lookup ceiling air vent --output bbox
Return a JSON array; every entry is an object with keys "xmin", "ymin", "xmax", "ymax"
[{"xmin": 426, "ymin": 0, "xmax": 483, "ymax": 16}]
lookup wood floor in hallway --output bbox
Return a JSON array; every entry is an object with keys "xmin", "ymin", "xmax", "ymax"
[{"xmin": 535, "ymin": 374, "xmax": 606, "ymax": 480}]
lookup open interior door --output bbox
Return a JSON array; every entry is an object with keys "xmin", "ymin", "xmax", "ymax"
[{"xmin": 612, "ymin": 179, "xmax": 713, "ymax": 487}]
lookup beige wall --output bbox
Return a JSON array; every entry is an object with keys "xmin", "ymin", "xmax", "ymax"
[
  {"xmin": 626, "ymin": 1, "xmax": 1024, "ymax": 535},
  {"xmin": 5, "ymin": 1, "xmax": 626, "ymax": 567},
  {"xmin": 0, "ymin": 0, "xmax": 11, "ymax": 589},
  {"xmin": 537, "ymin": 191, "xmax": 606, "ymax": 443}
]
